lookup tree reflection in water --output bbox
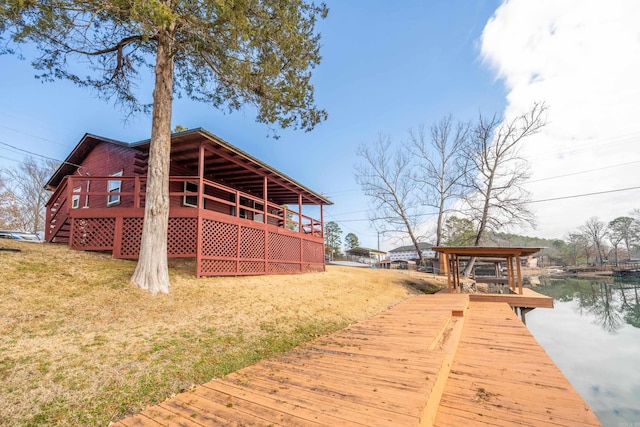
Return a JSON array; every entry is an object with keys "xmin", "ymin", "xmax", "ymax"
[{"xmin": 537, "ymin": 277, "xmax": 640, "ymax": 334}]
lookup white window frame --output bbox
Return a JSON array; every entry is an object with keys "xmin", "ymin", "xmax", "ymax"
[
  {"xmin": 183, "ymin": 181, "xmax": 198, "ymax": 208},
  {"xmin": 107, "ymin": 170, "xmax": 123, "ymax": 206},
  {"xmin": 72, "ymin": 186, "xmax": 81, "ymax": 209}
]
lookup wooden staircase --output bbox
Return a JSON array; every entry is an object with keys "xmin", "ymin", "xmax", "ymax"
[{"xmin": 45, "ymin": 176, "xmax": 71, "ymax": 243}]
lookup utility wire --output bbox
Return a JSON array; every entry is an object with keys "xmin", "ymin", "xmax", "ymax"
[
  {"xmin": 530, "ymin": 186, "xmax": 640, "ymax": 203},
  {"xmin": 0, "ymin": 140, "xmax": 80, "ymax": 167},
  {"xmin": 526, "ymin": 132, "xmax": 639, "ymax": 162},
  {"xmin": 331, "ymin": 186, "xmax": 640, "ymax": 222},
  {"xmin": 0, "ymin": 125, "xmax": 73, "ymax": 148},
  {"xmin": 528, "ymin": 159, "xmax": 640, "ymax": 183},
  {"xmin": 0, "ymin": 153, "xmax": 23, "ymax": 163}
]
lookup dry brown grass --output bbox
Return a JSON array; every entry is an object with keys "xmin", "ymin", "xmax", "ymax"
[{"xmin": 0, "ymin": 240, "xmax": 445, "ymax": 426}]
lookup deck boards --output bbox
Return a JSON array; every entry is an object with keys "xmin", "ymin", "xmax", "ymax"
[
  {"xmin": 433, "ymin": 301, "xmax": 600, "ymax": 427},
  {"xmin": 439, "ymin": 287, "xmax": 554, "ymax": 309},
  {"xmin": 468, "ymin": 287, "xmax": 554, "ymax": 309},
  {"xmin": 113, "ymin": 294, "xmax": 600, "ymax": 427}
]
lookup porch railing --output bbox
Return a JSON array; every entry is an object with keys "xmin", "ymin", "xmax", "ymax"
[{"xmin": 46, "ymin": 175, "xmax": 323, "ymax": 240}]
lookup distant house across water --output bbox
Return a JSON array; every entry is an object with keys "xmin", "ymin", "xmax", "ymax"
[{"xmin": 388, "ymin": 242, "xmax": 435, "ymax": 262}]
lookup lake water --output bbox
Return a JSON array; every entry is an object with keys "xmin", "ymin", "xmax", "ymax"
[{"xmin": 526, "ymin": 277, "xmax": 640, "ymax": 427}]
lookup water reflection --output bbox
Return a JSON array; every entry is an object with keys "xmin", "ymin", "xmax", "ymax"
[
  {"xmin": 537, "ymin": 278, "xmax": 640, "ymax": 333},
  {"xmin": 527, "ymin": 277, "xmax": 640, "ymax": 426}
]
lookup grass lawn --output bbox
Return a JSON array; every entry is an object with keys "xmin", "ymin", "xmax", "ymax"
[{"xmin": 0, "ymin": 240, "xmax": 445, "ymax": 426}]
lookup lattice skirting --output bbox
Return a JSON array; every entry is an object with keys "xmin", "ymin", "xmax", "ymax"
[
  {"xmin": 198, "ymin": 219, "xmax": 324, "ymax": 276},
  {"xmin": 70, "ymin": 215, "xmax": 324, "ymax": 276},
  {"xmin": 71, "ymin": 218, "xmax": 115, "ymax": 250},
  {"xmin": 119, "ymin": 217, "xmax": 197, "ymax": 258}
]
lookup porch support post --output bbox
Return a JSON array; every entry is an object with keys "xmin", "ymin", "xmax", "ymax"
[
  {"xmin": 298, "ymin": 194, "xmax": 303, "ymax": 272},
  {"xmin": 196, "ymin": 142, "xmax": 205, "ymax": 277},
  {"xmin": 263, "ymin": 176, "xmax": 269, "ymax": 274},
  {"xmin": 134, "ymin": 177, "xmax": 140, "ymax": 208},
  {"xmin": 443, "ymin": 253, "xmax": 451, "ymax": 292},
  {"xmin": 507, "ymin": 256, "xmax": 515, "ymax": 291},
  {"xmin": 453, "ymin": 255, "xmax": 460, "ymax": 293},
  {"xmin": 113, "ymin": 217, "xmax": 123, "ymax": 258},
  {"xmin": 321, "ymin": 204, "xmax": 325, "ymax": 270},
  {"xmin": 298, "ymin": 194, "xmax": 302, "ymax": 233},
  {"xmin": 198, "ymin": 142, "xmax": 205, "ymax": 206},
  {"xmin": 516, "ymin": 253, "xmax": 523, "ymax": 295}
]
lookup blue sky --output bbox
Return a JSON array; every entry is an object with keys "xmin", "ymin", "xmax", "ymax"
[{"xmin": 1, "ymin": 0, "xmax": 639, "ymax": 251}]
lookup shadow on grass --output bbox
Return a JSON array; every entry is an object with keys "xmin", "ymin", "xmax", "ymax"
[{"xmin": 401, "ymin": 279, "xmax": 442, "ymax": 294}]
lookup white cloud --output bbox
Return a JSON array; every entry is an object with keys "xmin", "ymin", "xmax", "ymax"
[{"xmin": 481, "ymin": 0, "xmax": 640, "ymax": 238}]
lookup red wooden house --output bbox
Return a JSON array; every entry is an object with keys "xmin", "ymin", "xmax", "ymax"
[{"xmin": 45, "ymin": 128, "xmax": 331, "ymax": 277}]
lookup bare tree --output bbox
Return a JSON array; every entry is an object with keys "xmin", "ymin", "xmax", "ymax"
[
  {"xmin": 407, "ymin": 115, "xmax": 471, "ymax": 246},
  {"xmin": 607, "ymin": 217, "xmax": 633, "ymax": 264},
  {"xmin": 461, "ymin": 102, "xmax": 547, "ymax": 275},
  {"xmin": 355, "ymin": 135, "xmax": 426, "ymax": 265},
  {"xmin": 581, "ymin": 217, "xmax": 608, "ymax": 265},
  {"xmin": 565, "ymin": 232, "xmax": 589, "ymax": 266},
  {"xmin": 608, "ymin": 216, "xmax": 636, "ymax": 259},
  {"xmin": 629, "ymin": 209, "xmax": 640, "ymax": 258},
  {"xmin": 0, "ymin": 156, "xmax": 59, "ymax": 233},
  {"xmin": 0, "ymin": 189, "xmax": 23, "ymax": 230}
]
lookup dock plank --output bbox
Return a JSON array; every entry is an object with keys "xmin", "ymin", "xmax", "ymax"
[
  {"xmin": 113, "ymin": 294, "xmax": 600, "ymax": 427},
  {"xmin": 433, "ymin": 301, "xmax": 601, "ymax": 427}
]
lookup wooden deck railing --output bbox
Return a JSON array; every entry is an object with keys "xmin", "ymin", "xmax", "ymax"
[{"xmin": 47, "ymin": 175, "xmax": 323, "ymax": 241}]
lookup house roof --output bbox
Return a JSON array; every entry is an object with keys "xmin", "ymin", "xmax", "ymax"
[
  {"xmin": 388, "ymin": 242, "xmax": 434, "ymax": 253},
  {"xmin": 46, "ymin": 133, "xmax": 130, "ymax": 189},
  {"xmin": 431, "ymin": 246, "xmax": 541, "ymax": 258},
  {"xmin": 345, "ymin": 246, "xmax": 386, "ymax": 256},
  {"xmin": 46, "ymin": 128, "xmax": 332, "ymax": 206}
]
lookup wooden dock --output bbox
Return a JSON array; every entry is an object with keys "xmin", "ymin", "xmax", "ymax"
[
  {"xmin": 113, "ymin": 294, "xmax": 600, "ymax": 426},
  {"xmin": 434, "ymin": 301, "xmax": 599, "ymax": 426},
  {"xmin": 468, "ymin": 287, "xmax": 554, "ymax": 309}
]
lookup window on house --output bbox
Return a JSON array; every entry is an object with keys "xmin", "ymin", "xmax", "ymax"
[
  {"xmin": 254, "ymin": 202, "xmax": 264, "ymax": 223},
  {"xmin": 72, "ymin": 187, "xmax": 81, "ymax": 209},
  {"xmin": 239, "ymin": 196, "xmax": 249, "ymax": 219},
  {"xmin": 107, "ymin": 170, "xmax": 123, "ymax": 206},
  {"xmin": 183, "ymin": 181, "xmax": 198, "ymax": 208}
]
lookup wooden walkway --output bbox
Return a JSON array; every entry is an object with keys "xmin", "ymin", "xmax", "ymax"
[
  {"xmin": 113, "ymin": 294, "xmax": 600, "ymax": 427},
  {"xmin": 468, "ymin": 287, "xmax": 554, "ymax": 309},
  {"xmin": 434, "ymin": 301, "xmax": 600, "ymax": 426}
]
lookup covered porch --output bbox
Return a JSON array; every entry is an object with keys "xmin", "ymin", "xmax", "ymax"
[{"xmin": 46, "ymin": 129, "xmax": 331, "ymax": 277}]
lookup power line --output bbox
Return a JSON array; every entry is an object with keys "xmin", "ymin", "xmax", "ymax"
[
  {"xmin": 0, "ymin": 125, "xmax": 73, "ymax": 148},
  {"xmin": 330, "ymin": 185, "xmax": 640, "ymax": 223},
  {"xmin": 0, "ymin": 154, "xmax": 22, "ymax": 163},
  {"xmin": 530, "ymin": 186, "xmax": 640, "ymax": 203},
  {"xmin": 323, "ymin": 188, "xmax": 360, "ymax": 196},
  {"xmin": 325, "ymin": 212, "xmax": 369, "ymax": 236},
  {"xmin": 327, "ymin": 208, "xmax": 370, "ymax": 217},
  {"xmin": 0, "ymin": 139, "xmax": 79, "ymax": 167},
  {"xmin": 528, "ymin": 159, "xmax": 640, "ymax": 183},
  {"xmin": 527, "ymin": 132, "xmax": 640, "ymax": 162}
]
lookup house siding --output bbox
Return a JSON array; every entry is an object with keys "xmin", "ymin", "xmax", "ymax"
[{"xmin": 74, "ymin": 143, "xmax": 140, "ymax": 209}]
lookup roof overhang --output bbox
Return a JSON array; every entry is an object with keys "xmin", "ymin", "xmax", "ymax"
[
  {"xmin": 432, "ymin": 246, "xmax": 541, "ymax": 258},
  {"xmin": 345, "ymin": 246, "xmax": 386, "ymax": 257},
  {"xmin": 46, "ymin": 128, "xmax": 332, "ymax": 206},
  {"xmin": 46, "ymin": 133, "xmax": 131, "ymax": 190}
]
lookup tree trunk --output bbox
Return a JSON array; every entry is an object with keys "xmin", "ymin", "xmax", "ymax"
[
  {"xmin": 131, "ymin": 31, "xmax": 174, "ymax": 295},
  {"xmin": 463, "ymin": 192, "xmax": 490, "ymax": 277}
]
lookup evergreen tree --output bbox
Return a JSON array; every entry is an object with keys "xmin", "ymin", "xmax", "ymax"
[{"xmin": 1, "ymin": 0, "xmax": 328, "ymax": 294}]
